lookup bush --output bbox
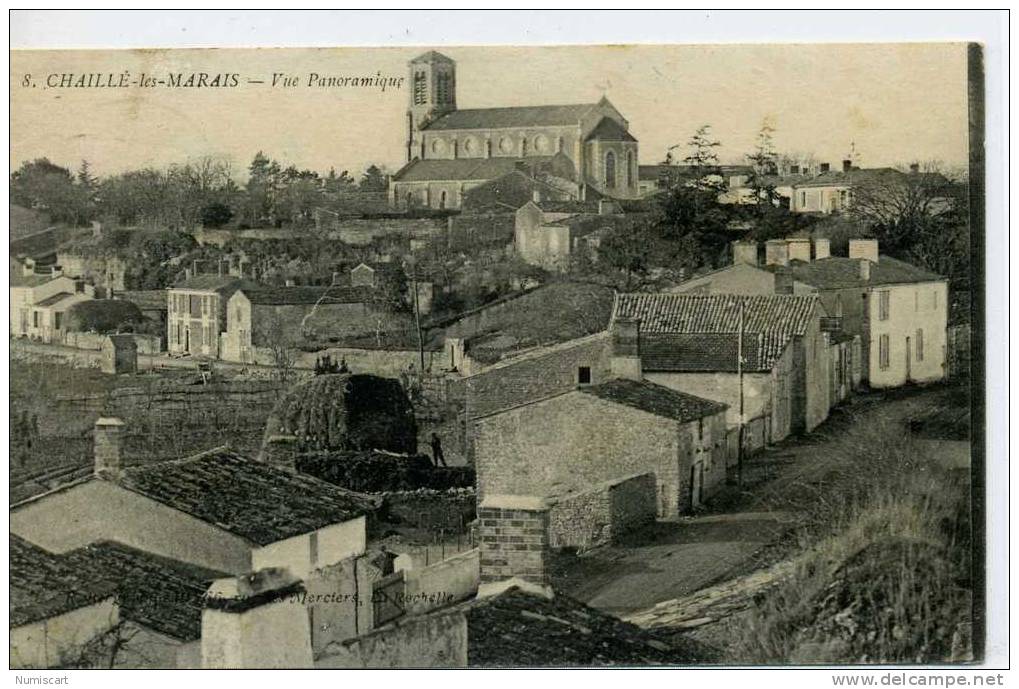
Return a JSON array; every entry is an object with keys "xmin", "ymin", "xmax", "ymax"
[
  {"xmin": 65, "ymin": 300, "xmax": 144, "ymax": 334},
  {"xmin": 728, "ymin": 418, "xmax": 972, "ymax": 664}
]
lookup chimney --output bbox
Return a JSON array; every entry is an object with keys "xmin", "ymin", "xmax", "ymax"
[
  {"xmin": 610, "ymin": 318, "xmax": 642, "ymax": 381},
  {"xmin": 202, "ymin": 568, "xmax": 313, "ymax": 668},
  {"xmin": 184, "ymin": 267, "xmax": 192, "ymax": 281},
  {"xmin": 842, "ymin": 159, "xmax": 853, "ymax": 172},
  {"xmin": 285, "ymin": 279, "xmax": 296, "ymax": 287},
  {"xmin": 820, "ymin": 162, "xmax": 830, "ymax": 174},
  {"xmin": 193, "ymin": 259, "xmax": 200, "ymax": 276},
  {"xmin": 787, "ymin": 238, "xmax": 811, "ymax": 263},
  {"xmin": 858, "ymin": 259, "xmax": 871, "ymax": 281},
  {"xmin": 910, "ymin": 163, "xmax": 920, "ymax": 174},
  {"xmin": 731, "ymin": 241, "xmax": 758, "ymax": 267},
  {"xmin": 848, "ymin": 238, "xmax": 879, "ymax": 263},
  {"xmin": 790, "ymin": 164, "xmax": 800, "ymax": 175},
  {"xmin": 532, "ymin": 189, "xmax": 542, "ymax": 204},
  {"xmin": 94, "ymin": 417, "xmax": 125, "ymax": 477},
  {"xmin": 813, "ymin": 237, "xmax": 831, "ymax": 260},
  {"xmin": 331, "ymin": 271, "xmax": 341, "ymax": 286},
  {"xmin": 50, "ymin": 265, "xmax": 63, "ymax": 278},
  {"xmin": 765, "ymin": 239, "xmax": 790, "ymax": 267},
  {"xmin": 477, "ymin": 495, "xmax": 551, "ymax": 587}
]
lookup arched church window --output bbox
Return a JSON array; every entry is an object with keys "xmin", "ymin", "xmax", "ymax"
[
  {"xmin": 605, "ymin": 151, "xmax": 617, "ymax": 188},
  {"xmin": 439, "ymin": 191, "xmax": 447, "ymax": 210},
  {"xmin": 486, "ymin": 140, "xmax": 492, "ymax": 158},
  {"xmin": 626, "ymin": 150, "xmax": 635, "ymax": 187},
  {"xmin": 521, "ymin": 138, "xmax": 528, "ymax": 156},
  {"xmin": 556, "ymin": 136, "xmax": 565, "ymax": 153}
]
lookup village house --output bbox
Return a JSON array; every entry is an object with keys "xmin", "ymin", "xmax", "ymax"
[
  {"xmin": 612, "ymin": 292, "xmax": 832, "ymax": 447},
  {"xmin": 390, "ymin": 51, "xmax": 641, "ymax": 209},
  {"xmin": 672, "ymin": 237, "xmax": 945, "ymax": 388},
  {"xmin": 787, "ymin": 163, "xmax": 947, "ymax": 214},
  {"xmin": 637, "ymin": 164, "xmax": 753, "ymax": 199},
  {"xmin": 10, "ymin": 269, "xmax": 96, "ymax": 343},
  {"xmin": 513, "ymin": 197, "xmax": 636, "ymax": 271},
  {"xmin": 10, "ymin": 418, "xmax": 371, "ymax": 579},
  {"xmin": 473, "ymin": 318, "xmax": 728, "ymax": 521},
  {"xmin": 166, "ymin": 274, "xmax": 257, "ymax": 358}
]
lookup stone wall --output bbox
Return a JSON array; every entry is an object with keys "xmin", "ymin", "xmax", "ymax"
[
  {"xmin": 402, "ymin": 548, "xmax": 480, "ymax": 616},
  {"xmin": 548, "ymin": 472, "xmax": 657, "ymax": 551},
  {"xmin": 473, "ymin": 391, "xmax": 685, "ymax": 518},
  {"xmin": 477, "ymin": 497, "xmax": 550, "ymax": 585},
  {"xmin": 449, "ymin": 331, "xmax": 611, "ymax": 420},
  {"xmin": 315, "ymin": 606, "xmax": 467, "ymax": 668}
]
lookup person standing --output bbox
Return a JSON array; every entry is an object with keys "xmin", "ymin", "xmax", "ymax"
[{"xmin": 430, "ymin": 432, "xmax": 447, "ymax": 467}]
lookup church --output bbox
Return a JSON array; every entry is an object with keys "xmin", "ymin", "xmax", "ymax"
[{"xmin": 389, "ymin": 50, "xmax": 640, "ymax": 210}]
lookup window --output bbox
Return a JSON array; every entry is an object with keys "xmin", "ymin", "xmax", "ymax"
[
  {"xmin": 604, "ymin": 151, "xmax": 616, "ymax": 188},
  {"xmin": 439, "ymin": 191, "xmax": 447, "ymax": 210},
  {"xmin": 933, "ymin": 289, "xmax": 939, "ymax": 310},
  {"xmin": 413, "ymin": 71, "xmax": 426, "ymax": 105},
  {"xmin": 916, "ymin": 329, "xmax": 924, "ymax": 361},
  {"xmin": 626, "ymin": 150, "xmax": 635, "ymax": 187},
  {"xmin": 577, "ymin": 366, "xmax": 592, "ymax": 385},
  {"xmin": 800, "ymin": 191, "xmax": 807, "ymax": 208},
  {"xmin": 32, "ymin": 312, "xmax": 38, "ymax": 328},
  {"xmin": 54, "ymin": 313, "xmax": 62, "ymax": 330},
  {"xmin": 556, "ymin": 136, "xmax": 565, "ymax": 153},
  {"xmin": 879, "ymin": 334, "xmax": 890, "ymax": 370},
  {"xmin": 835, "ymin": 294, "xmax": 844, "ymax": 318},
  {"xmin": 878, "ymin": 290, "xmax": 890, "ymax": 321}
]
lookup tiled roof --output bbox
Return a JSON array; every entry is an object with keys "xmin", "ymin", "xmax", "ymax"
[
  {"xmin": 115, "ymin": 450, "xmax": 369, "ymax": 546},
  {"xmin": 421, "ymin": 103, "xmax": 598, "ymax": 131},
  {"xmin": 791, "ymin": 167, "xmax": 905, "ymax": 189},
  {"xmin": 10, "ymin": 535, "xmax": 117, "ymax": 628},
  {"xmin": 410, "ymin": 50, "xmax": 454, "ymax": 64},
  {"xmin": 392, "ymin": 156, "xmax": 559, "ymax": 183},
  {"xmin": 770, "ymin": 256, "xmax": 943, "ymax": 288},
  {"xmin": 466, "ymin": 586, "xmax": 694, "ymax": 666},
  {"xmin": 171, "ymin": 275, "xmax": 258, "ymax": 294},
  {"xmin": 579, "ymin": 378, "xmax": 727, "ymax": 422},
  {"xmin": 641, "ymin": 331, "xmax": 789, "ymax": 373},
  {"xmin": 613, "ymin": 293, "xmax": 819, "ymax": 337},
  {"xmin": 34, "ymin": 291, "xmax": 75, "ymax": 308},
  {"xmin": 240, "ymin": 285, "xmax": 371, "ymax": 306},
  {"xmin": 63, "ymin": 541, "xmax": 226, "ymax": 642},
  {"xmin": 584, "ymin": 117, "xmax": 637, "ymax": 142}
]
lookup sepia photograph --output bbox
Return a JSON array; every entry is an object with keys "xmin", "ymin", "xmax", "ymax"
[{"xmin": 6, "ymin": 10, "xmax": 1004, "ymax": 676}]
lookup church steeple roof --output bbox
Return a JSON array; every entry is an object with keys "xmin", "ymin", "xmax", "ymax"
[{"xmin": 410, "ymin": 50, "xmax": 455, "ymax": 64}]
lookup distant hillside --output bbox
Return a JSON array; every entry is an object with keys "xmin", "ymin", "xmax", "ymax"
[{"xmin": 9, "ymin": 204, "xmax": 52, "ymax": 241}]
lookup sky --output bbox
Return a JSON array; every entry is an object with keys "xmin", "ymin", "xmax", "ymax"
[{"xmin": 10, "ymin": 43, "xmax": 970, "ymax": 180}]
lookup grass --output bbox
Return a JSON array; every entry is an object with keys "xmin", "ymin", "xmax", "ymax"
[{"xmin": 725, "ymin": 401, "xmax": 972, "ymax": 664}]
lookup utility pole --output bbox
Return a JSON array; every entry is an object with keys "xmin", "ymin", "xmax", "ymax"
[
  {"xmin": 736, "ymin": 297, "xmax": 745, "ymax": 489},
  {"xmin": 409, "ymin": 258, "xmax": 425, "ymax": 372}
]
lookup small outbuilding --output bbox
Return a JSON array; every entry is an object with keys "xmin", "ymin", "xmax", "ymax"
[{"xmin": 101, "ymin": 334, "xmax": 138, "ymax": 375}]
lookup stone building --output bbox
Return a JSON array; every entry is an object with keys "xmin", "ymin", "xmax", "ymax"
[
  {"xmin": 612, "ymin": 292, "xmax": 832, "ymax": 444},
  {"xmin": 10, "ymin": 418, "xmax": 370, "ymax": 579},
  {"xmin": 474, "ymin": 357, "xmax": 728, "ymax": 520},
  {"xmin": 100, "ymin": 334, "xmax": 138, "ymax": 374},
  {"xmin": 166, "ymin": 274, "xmax": 256, "ymax": 358},
  {"xmin": 670, "ymin": 237, "xmax": 943, "ymax": 388},
  {"xmin": 390, "ymin": 50, "xmax": 641, "ymax": 210},
  {"xmin": 10, "ymin": 270, "xmax": 96, "ymax": 343}
]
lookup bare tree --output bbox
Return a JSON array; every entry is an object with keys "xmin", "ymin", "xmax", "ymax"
[{"xmin": 264, "ymin": 310, "xmax": 298, "ymax": 392}]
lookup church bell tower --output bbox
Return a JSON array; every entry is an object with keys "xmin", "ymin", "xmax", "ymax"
[{"xmin": 407, "ymin": 51, "xmax": 457, "ymax": 162}]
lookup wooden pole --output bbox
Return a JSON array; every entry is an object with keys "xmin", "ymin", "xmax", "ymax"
[{"xmin": 737, "ymin": 297, "xmax": 745, "ymax": 489}]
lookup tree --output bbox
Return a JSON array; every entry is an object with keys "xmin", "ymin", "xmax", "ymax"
[
  {"xmin": 10, "ymin": 158, "xmax": 89, "ymax": 224},
  {"xmin": 265, "ymin": 310, "xmax": 298, "ymax": 392},
  {"xmin": 746, "ymin": 119, "xmax": 779, "ymax": 210},
  {"xmin": 683, "ymin": 125, "xmax": 724, "ymax": 191},
  {"xmin": 600, "ymin": 224, "xmax": 651, "ymax": 289},
  {"xmin": 358, "ymin": 165, "xmax": 388, "ymax": 193},
  {"xmin": 200, "ymin": 202, "xmax": 233, "ymax": 228}
]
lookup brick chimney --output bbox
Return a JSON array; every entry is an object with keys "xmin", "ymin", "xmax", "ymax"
[
  {"xmin": 842, "ymin": 159, "xmax": 853, "ymax": 172},
  {"xmin": 610, "ymin": 317, "xmax": 642, "ymax": 381},
  {"xmin": 813, "ymin": 238, "xmax": 831, "ymax": 260},
  {"xmin": 731, "ymin": 240, "xmax": 758, "ymax": 267},
  {"xmin": 94, "ymin": 417, "xmax": 125, "ymax": 477},
  {"xmin": 820, "ymin": 162, "xmax": 830, "ymax": 173},
  {"xmin": 765, "ymin": 239, "xmax": 790, "ymax": 267},
  {"xmin": 786, "ymin": 238, "xmax": 811, "ymax": 263},
  {"xmin": 858, "ymin": 259, "xmax": 871, "ymax": 282},
  {"xmin": 848, "ymin": 238, "xmax": 879, "ymax": 263},
  {"xmin": 202, "ymin": 568, "xmax": 312, "ymax": 668},
  {"xmin": 478, "ymin": 495, "xmax": 551, "ymax": 586}
]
